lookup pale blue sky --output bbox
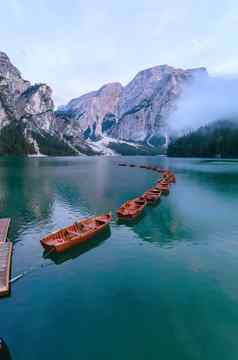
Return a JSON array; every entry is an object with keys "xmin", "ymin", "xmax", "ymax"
[{"xmin": 1, "ymin": 0, "xmax": 238, "ymax": 104}]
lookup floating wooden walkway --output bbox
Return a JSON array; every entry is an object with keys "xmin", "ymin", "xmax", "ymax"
[
  {"xmin": 0, "ymin": 218, "xmax": 12, "ymax": 297},
  {"xmin": 0, "ymin": 218, "xmax": 10, "ymax": 242},
  {"xmin": 0, "ymin": 242, "xmax": 13, "ymax": 296}
]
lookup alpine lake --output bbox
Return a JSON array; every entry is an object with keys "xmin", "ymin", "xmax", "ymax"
[{"xmin": 1, "ymin": 156, "xmax": 238, "ymax": 360}]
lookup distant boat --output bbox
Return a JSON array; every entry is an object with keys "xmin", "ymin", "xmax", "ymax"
[
  {"xmin": 162, "ymin": 171, "xmax": 176, "ymax": 183},
  {"xmin": 41, "ymin": 213, "xmax": 112, "ymax": 253},
  {"xmin": 0, "ymin": 338, "xmax": 12, "ymax": 359},
  {"xmin": 117, "ymin": 197, "xmax": 147, "ymax": 220},
  {"xmin": 143, "ymin": 188, "xmax": 162, "ymax": 204},
  {"xmin": 155, "ymin": 181, "xmax": 170, "ymax": 195}
]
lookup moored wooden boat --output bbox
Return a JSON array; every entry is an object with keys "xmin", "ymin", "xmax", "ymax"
[
  {"xmin": 162, "ymin": 171, "xmax": 176, "ymax": 183},
  {"xmin": 167, "ymin": 174, "xmax": 176, "ymax": 183},
  {"xmin": 150, "ymin": 166, "xmax": 160, "ymax": 172},
  {"xmin": 147, "ymin": 187, "xmax": 162, "ymax": 195},
  {"xmin": 143, "ymin": 190, "xmax": 161, "ymax": 204},
  {"xmin": 158, "ymin": 179, "xmax": 170, "ymax": 186},
  {"xmin": 118, "ymin": 163, "xmax": 127, "ymax": 166},
  {"xmin": 117, "ymin": 196, "xmax": 147, "ymax": 220},
  {"xmin": 41, "ymin": 213, "xmax": 112, "ymax": 253},
  {"xmin": 155, "ymin": 182, "xmax": 170, "ymax": 195}
]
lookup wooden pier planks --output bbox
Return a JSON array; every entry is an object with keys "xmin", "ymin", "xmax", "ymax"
[
  {"xmin": 0, "ymin": 241, "xmax": 13, "ymax": 296},
  {"xmin": 0, "ymin": 218, "xmax": 11, "ymax": 243}
]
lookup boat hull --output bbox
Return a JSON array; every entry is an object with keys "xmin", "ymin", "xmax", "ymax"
[
  {"xmin": 117, "ymin": 197, "xmax": 146, "ymax": 221},
  {"xmin": 117, "ymin": 207, "xmax": 144, "ymax": 220},
  {"xmin": 143, "ymin": 192, "xmax": 161, "ymax": 204},
  {"xmin": 155, "ymin": 184, "xmax": 170, "ymax": 195},
  {"xmin": 41, "ymin": 214, "xmax": 112, "ymax": 254}
]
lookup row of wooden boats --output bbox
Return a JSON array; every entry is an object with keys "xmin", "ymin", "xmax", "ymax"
[
  {"xmin": 118, "ymin": 162, "xmax": 163, "ymax": 173},
  {"xmin": 117, "ymin": 170, "xmax": 176, "ymax": 220},
  {"xmin": 40, "ymin": 168, "xmax": 176, "ymax": 255}
]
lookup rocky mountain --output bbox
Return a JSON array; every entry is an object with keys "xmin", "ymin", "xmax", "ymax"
[
  {"xmin": 58, "ymin": 65, "xmax": 208, "ymax": 153},
  {"xmin": 0, "ymin": 50, "xmax": 209, "ymax": 156},
  {"xmin": 0, "ymin": 51, "xmax": 97, "ymax": 156}
]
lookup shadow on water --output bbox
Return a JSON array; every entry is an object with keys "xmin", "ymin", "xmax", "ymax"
[
  {"xmin": 116, "ymin": 210, "xmax": 147, "ymax": 227},
  {"xmin": 44, "ymin": 227, "xmax": 111, "ymax": 265}
]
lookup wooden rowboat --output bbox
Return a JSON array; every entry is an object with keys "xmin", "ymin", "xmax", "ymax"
[
  {"xmin": 143, "ymin": 190, "xmax": 161, "ymax": 204},
  {"xmin": 165, "ymin": 175, "xmax": 176, "ymax": 183},
  {"xmin": 41, "ymin": 213, "xmax": 112, "ymax": 253},
  {"xmin": 151, "ymin": 166, "xmax": 160, "ymax": 172},
  {"xmin": 117, "ymin": 197, "xmax": 147, "ymax": 220},
  {"xmin": 163, "ymin": 177, "xmax": 175, "ymax": 184},
  {"xmin": 162, "ymin": 171, "xmax": 176, "ymax": 183},
  {"xmin": 159, "ymin": 179, "xmax": 170, "ymax": 186},
  {"xmin": 155, "ymin": 182, "xmax": 170, "ymax": 195}
]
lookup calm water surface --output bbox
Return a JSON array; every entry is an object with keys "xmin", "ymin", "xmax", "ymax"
[{"xmin": 1, "ymin": 156, "xmax": 238, "ymax": 360}]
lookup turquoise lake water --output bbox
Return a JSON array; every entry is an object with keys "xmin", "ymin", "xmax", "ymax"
[{"xmin": 0, "ymin": 156, "xmax": 238, "ymax": 360}]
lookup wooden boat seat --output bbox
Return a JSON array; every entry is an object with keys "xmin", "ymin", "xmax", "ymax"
[{"xmin": 67, "ymin": 230, "xmax": 82, "ymax": 237}]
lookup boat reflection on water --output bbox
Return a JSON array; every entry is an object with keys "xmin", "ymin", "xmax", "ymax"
[
  {"xmin": 44, "ymin": 227, "xmax": 111, "ymax": 265},
  {"xmin": 117, "ymin": 210, "xmax": 146, "ymax": 227}
]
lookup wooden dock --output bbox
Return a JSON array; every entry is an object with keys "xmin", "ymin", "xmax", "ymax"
[
  {"xmin": 0, "ymin": 242, "xmax": 13, "ymax": 296},
  {"xmin": 0, "ymin": 218, "xmax": 12, "ymax": 297},
  {"xmin": 0, "ymin": 218, "xmax": 11, "ymax": 242}
]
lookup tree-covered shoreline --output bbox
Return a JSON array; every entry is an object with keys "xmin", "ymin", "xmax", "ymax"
[{"xmin": 167, "ymin": 120, "xmax": 238, "ymax": 158}]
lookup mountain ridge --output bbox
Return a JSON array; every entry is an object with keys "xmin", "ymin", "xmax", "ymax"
[
  {"xmin": 58, "ymin": 64, "xmax": 207, "ymax": 152},
  {"xmin": 0, "ymin": 50, "xmax": 210, "ymax": 156}
]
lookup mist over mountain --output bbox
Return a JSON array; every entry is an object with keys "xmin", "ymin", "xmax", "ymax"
[
  {"xmin": 0, "ymin": 50, "xmax": 237, "ymax": 156},
  {"xmin": 167, "ymin": 119, "xmax": 238, "ymax": 158},
  {"xmin": 167, "ymin": 74, "xmax": 238, "ymax": 136},
  {"xmin": 58, "ymin": 65, "xmax": 207, "ymax": 153}
]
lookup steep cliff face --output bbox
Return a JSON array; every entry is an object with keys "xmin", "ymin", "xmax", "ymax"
[
  {"xmin": 60, "ymin": 65, "xmax": 208, "ymax": 150},
  {"xmin": 0, "ymin": 52, "xmax": 28, "ymax": 128},
  {"xmin": 0, "ymin": 52, "xmax": 84, "ymax": 155},
  {"xmin": 0, "ymin": 50, "xmax": 209, "ymax": 156},
  {"xmin": 0, "ymin": 52, "xmax": 30, "ymax": 98},
  {"xmin": 112, "ymin": 65, "xmax": 207, "ymax": 145},
  {"xmin": 61, "ymin": 82, "xmax": 123, "ymax": 140}
]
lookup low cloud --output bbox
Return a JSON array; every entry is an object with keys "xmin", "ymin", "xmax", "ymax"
[{"xmin": 167, "ymin": 74, "xmax": 238, "ymax": 136}]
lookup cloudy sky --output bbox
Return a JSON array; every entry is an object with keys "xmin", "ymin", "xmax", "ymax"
[{"xmin": 1, "ymin": 0, "xmax": 238, "ymax": 105}]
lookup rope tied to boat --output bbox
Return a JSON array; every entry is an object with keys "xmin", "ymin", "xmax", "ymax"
[{"xmin": 10, "ymin": 248, "xmax": 55, "ymax": 284}]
